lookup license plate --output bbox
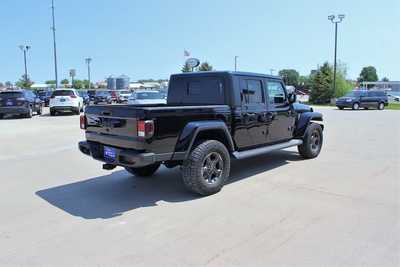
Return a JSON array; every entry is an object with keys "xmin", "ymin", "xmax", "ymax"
[
  {"xmin": 60, "ymin": 98, "xmax": 66, "ymax": 102},
  {"xmin": 104, "ymin": 146, "xmax": 116, "ymax": 162},
  {"xmin": 6, "ymin": 101, "xmax": 13, "ymax": 106}
]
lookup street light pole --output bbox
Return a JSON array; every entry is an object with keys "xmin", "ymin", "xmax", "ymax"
[
  {"xmin": 328, "ymin": 14, "xmax": 345, "ymax": 97},
  {"xmin": 85, "ymin": 58, "xmax": 92, "ymax": 90},
  {"xmin": 234, "ymin": 56, "xmax": 238, "ymax": 71},
  {"xmin": 18, "ymin": 45, "xmax": 31, "ymax": 82},
  {"xmin": 51, "ymin": 0, "xmax": 59, "ymax": 88}
]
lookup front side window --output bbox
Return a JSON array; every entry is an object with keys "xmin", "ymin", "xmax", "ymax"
[{"xmin": 267, "ymin": 81, "xmax": 286, "ymax": 105}]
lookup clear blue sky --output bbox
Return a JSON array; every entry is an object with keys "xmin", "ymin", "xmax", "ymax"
[{"xmin": 1, "ymin": 0, "xmax": 399, "ymax": 83}]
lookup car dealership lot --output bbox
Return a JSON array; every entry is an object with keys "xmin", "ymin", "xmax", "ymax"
[{"xmin": 0, "ymin": 108, "xmax": 399, "ymax": 266}]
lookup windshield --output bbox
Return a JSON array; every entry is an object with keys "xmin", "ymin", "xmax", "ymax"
[
  {"xmin": 53, "ymin": 90, "xmax": 75, "ymax": 97},
  {"xmin": 78, "ymin": 91, "xmax": 88, "ymax": 97},
  {"xmin": 0, "ymin": 92, "xmax": 23, "ymax": 98},
  {"xmin": 136, "ymin": 92, "xmax": 163, "ymax": 100}
]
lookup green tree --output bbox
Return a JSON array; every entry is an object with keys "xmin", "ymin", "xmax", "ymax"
[
  {"xmin": 0, "ymin": 82, "xmax": 4, "ymax": 88},
  {"xmin": 73, "ymin": 79, "xmax": 83, "ymax": 89},
  {"xmin": 309, "ymin": 62, "xmax": 334, "ymax": 104},
  {"xmin": 15, "ymin": 75, "xmax": 34, "ymax": 88},
  {"xmin": 334, "ymin": 63, "xmax": 354, "ymax": 98},
  {"xmin": 5, "ymin": 81, "xmax": 12, "ymax": 88},
  {"xmin": 279, "ymin": 69, "xmax": 299, "ymax": 86},
  {"xmin": 358, "ymin": 66, "xmax": 378, "ymax": 83},
  {"xmin": 181, "ymin": 63, "xmax": 192, "ymax": 72},
  {"xmin": 61, "ymin": 79, "xmax": 69, "ymax": 87},
  {"xmin": 198, "ymin": 62, "xmax": 213, "ymax": 71},
  {"xmin": 381, "ymin": 77, "xmax": 389, "ymax": 82}
]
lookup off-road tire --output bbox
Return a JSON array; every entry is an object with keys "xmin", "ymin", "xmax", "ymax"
[
  {"xmin": 298, "ymin": 123, "xmax": 323, "ymax": 159},
  {"xmin": 182, "ymin": 140, "xmax": 230, "ymax": 196},
  {"xmin": 125, "ymin": 163, "xmax": 161, "ymax": 177}
]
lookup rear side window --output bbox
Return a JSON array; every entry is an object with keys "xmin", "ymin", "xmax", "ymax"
[
  {"xmin": 241, "ymin": 79, "xmax": 264, "ymax": 104},
  {"xmin": 53, "ymin": 90, "xmax": 75, "ymax": 97},
  {"xmin": 168, "ymin": 76, "xmax": 225, "ymax": 105},
  {"xmin": 267, "ymin": 81, "xmax": 286, "ymax": 105}
]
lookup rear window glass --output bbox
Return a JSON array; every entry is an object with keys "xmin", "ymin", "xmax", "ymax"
[
  {"xmin": 95, "ymin": 91, "xmax": 110, "ymax": 96},
  {"xmin": 168, "ymin": 76, "xmax": 225, "ymax": 105},
  {"xmin": 136, "ymin": 92, "xmax": 163, "ymax": 99},
  {"xmin": 53, "ymin": 90, "xmax": 75, "ymax": 97},
  {"xmin": 0, "ymin": 92, "xmax": 23, "ymax": 98}
]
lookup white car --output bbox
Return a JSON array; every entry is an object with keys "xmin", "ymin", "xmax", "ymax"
[
  {"xmin": 128, "ymin": 91, "xmax": 166, "ymax": 105},
  {"xmin": 118, "ymin": 90, "xmax": 132, "ymax": 103},
  {"xmin": 49, "ymin": 89, "xmax": 84, "ymax": 116}
]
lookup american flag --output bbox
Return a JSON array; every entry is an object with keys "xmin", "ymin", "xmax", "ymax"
[{"xmin": 184, "ymin": 50, "xmax": 190, "ymax": 57}]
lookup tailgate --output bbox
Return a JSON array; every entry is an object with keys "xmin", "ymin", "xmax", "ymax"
[{"xmin": 85, "ymin": 105, "xmax": 144, "ymax": 138}]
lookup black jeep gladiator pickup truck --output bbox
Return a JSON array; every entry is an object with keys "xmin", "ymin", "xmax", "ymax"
[{"xmin": 79, "ymin": 71, "xmax": 323, "ymax": 195}]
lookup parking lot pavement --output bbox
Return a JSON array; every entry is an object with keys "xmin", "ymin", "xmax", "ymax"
[{"xmin": 0, "ymin": 107, "xmax": 399, "ymax": 266}]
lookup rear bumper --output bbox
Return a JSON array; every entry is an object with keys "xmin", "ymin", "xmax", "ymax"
[
  {"xmin": 78, "ymin": 141, "xmax": 173, "ymax": 168},
  {"xmin": 51, "ymin": 106, "xmax": 78, "ymax": 111},
  {"xmin": 0, "ymin": 106, "xmax": 29, "ymax": 115}
]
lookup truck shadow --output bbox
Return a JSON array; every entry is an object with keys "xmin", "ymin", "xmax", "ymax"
[{"xmin": 36, "ymin": 150, "xmax": 301, "ymax": 220}]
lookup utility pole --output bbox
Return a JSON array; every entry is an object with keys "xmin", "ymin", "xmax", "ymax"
[
  {"xmin": 18, "ymin": 45, "xmax": 31, "ymax": 82},
  {"xmin": 328, "ymin": 14, "xmax": 345, "ymax": 97},
  {"xmin": 85, "ymin": 58, "xmax": 92, "ymax": 89},
  {"xmin": 234, "ymin": 56, "xmax": 238, "ymax": 71},
  {"xmin": 69, "ymin": 69, "xmax": 76, "ymax": 88},
  {"xmin": 51, "ymin": 0, "xmax": 59, "ymax": 88}
]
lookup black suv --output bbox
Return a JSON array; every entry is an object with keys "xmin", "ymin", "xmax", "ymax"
[
  {"xmin": 0, "ymin": 90, "xmax": 43, "ymax": 118},
  {"xmin": 35, "ymin": 89, "xmax": 53, "ymax": 106},
  {"xmin": 79, "ymin": 71, "xmax": 324, "ymax": 196},
  {"xmin": 336, "ymin": 90, "xmax": 388, "ymax": 110}
]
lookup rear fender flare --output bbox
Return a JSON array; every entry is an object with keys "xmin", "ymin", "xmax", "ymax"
[{"xmin": 174, "ymin": 120, "xmax": 235, "ymax": 159}]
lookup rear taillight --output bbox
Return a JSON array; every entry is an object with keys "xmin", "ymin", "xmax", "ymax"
[
  {"xmin": 50, "ymin": 95, "xmax": 55, "ymax": 99},
  {"xmin": 80, "ymin": 115, "xmax": 87, "ymax": 130},
  {"xmin": 71, "ymin": 95, "xmax": 77, "ymax": 98},
  {"xmin": 137, "ymin": 120, "xmax": 154, "ymax": 138}
]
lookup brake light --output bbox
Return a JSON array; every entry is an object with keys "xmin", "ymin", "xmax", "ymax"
[
  {"xmin": 80, "ymin": 115, "xmax": 87, "ymax": 130},
  {"xmin": 71, "ymin": 95, "xmax": 77, "ymax": 98},
  {"xmin": 137, "ymin": 120, "xmax": 154, "ymax": 138},
  {"xmin": 50, "ymin": 95, "xmax": 55, "ymax": 99}
]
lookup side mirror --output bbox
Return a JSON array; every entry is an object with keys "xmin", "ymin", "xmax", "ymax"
[{"xmin": 288, "ymin": 93, "xmax": 297, "ymax": 104}]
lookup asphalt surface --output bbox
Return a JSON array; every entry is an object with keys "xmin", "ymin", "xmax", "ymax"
[{"xmin": 0, "ymin": 107, "xmax": 399, "ymax": 267}]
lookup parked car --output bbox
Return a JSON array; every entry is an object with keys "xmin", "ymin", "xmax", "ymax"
[
  {"xmin": 87, "ymin": 90, "xmax": 96, "ymax": 102},
  {"xmin": 128, "ymin": 90, "xmax": 167, "ymax": 105},
  {"xmin": 93, "ymin": 90, "xmax": 112, "ymax": 104},
  {"xmin": 78, "ymin": 90, "xmax": 90, "ymax": 106},
  {"xmin": 336, "ymin": 90, "xmax": 388, "ymax": 110},
  {"xmin": 35, "ymin": 89, "xmax": 53, "ymax": 106},
  {"xmin": 108, "ymin": 90, "xmax": 120, "ymax": 103},
  {"xmin": 387, "ymin": 92, "xmax": 400, "ymax": 102},
  {"xmin": 79, "ymin": 71, "xmax": 324, "ymax": 196},
  {"xmin": 49, "ymin": 89, "xmax": 84, "ymax": 116},
  {"xmin": 0, "ymin": 89, "xmax": 43, "ymax": 118},
  {"xmin": 118, "ymin": 90, "xmax": 131, "ymax": 103}
]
